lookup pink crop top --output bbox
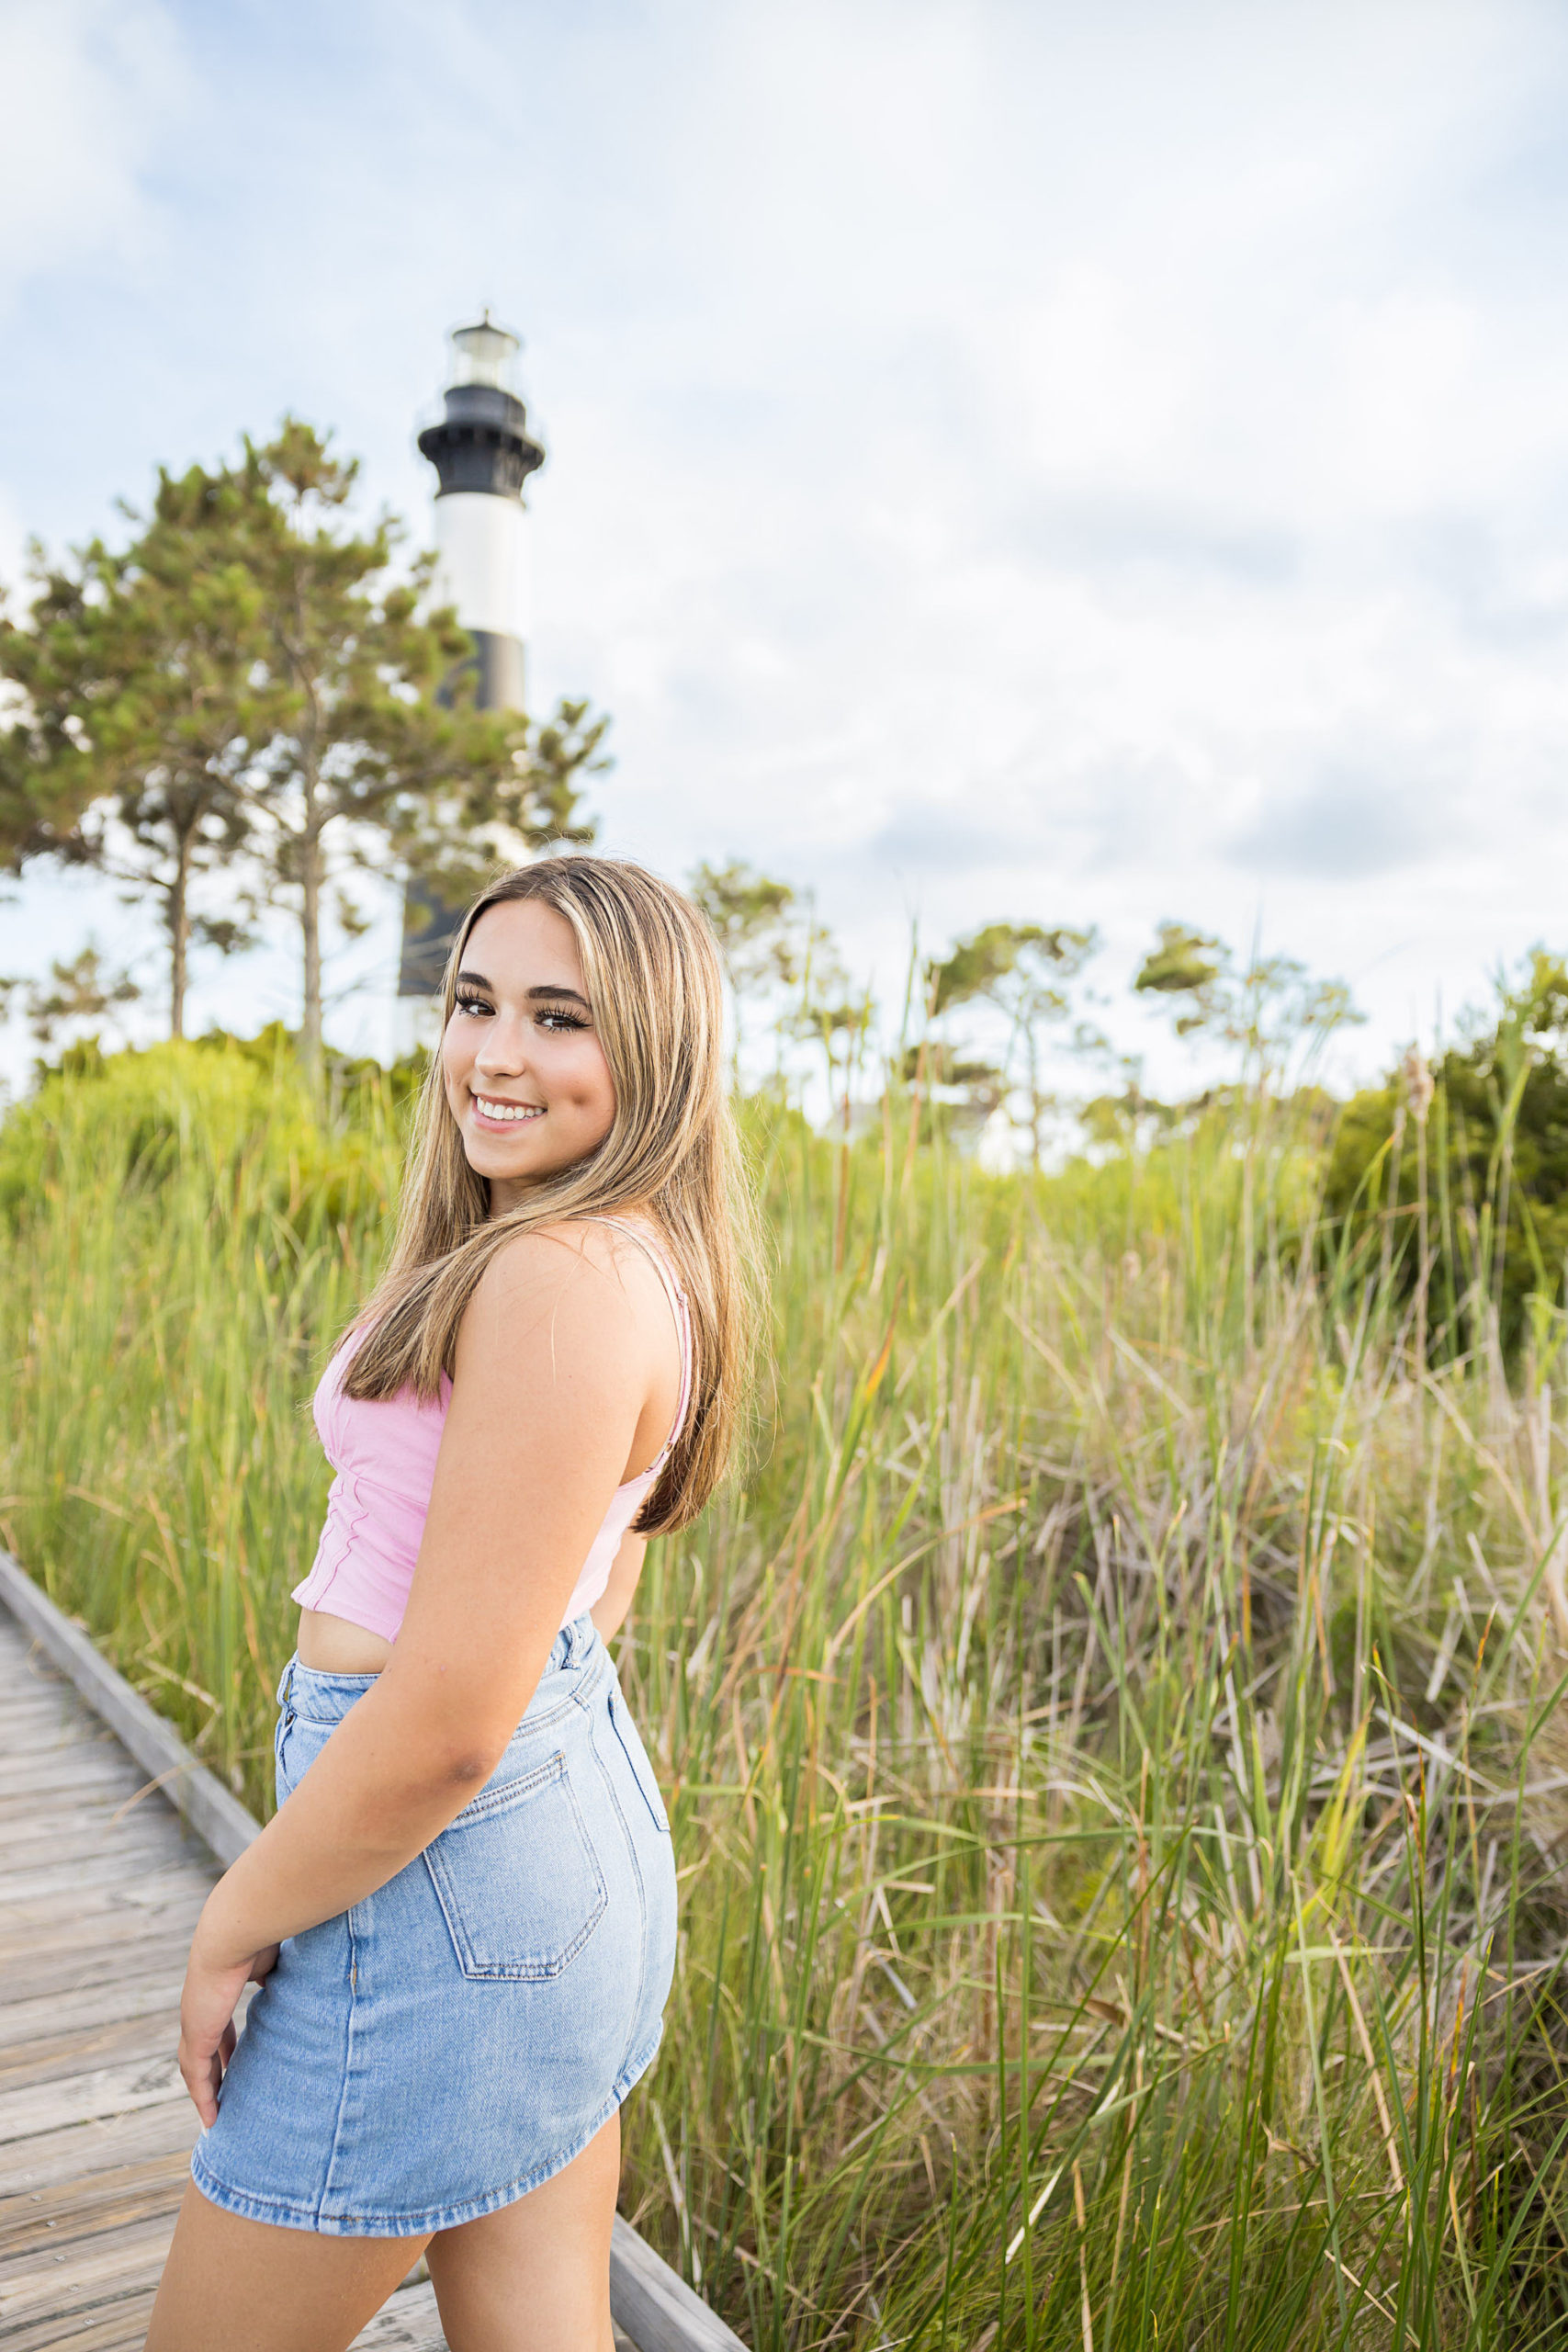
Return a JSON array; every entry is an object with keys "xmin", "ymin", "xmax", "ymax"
[{"xmin": 290, "ymin": 1219, "xmax": 694, "ymax": 1645}]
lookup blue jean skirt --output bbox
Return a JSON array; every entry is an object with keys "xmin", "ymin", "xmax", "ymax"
[{"xmin": 190, "ymin": 1616, "xmax": 677, "ymax": 2237}]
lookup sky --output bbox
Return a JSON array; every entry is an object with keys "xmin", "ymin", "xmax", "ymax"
[{"xmin": 4, "ymin": 0, "xmax": 1568, "ymax": 1098}]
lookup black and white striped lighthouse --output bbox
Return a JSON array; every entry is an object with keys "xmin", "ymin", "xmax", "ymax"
[
  {"xmin": 397, "ymin": 314, "xmax": 546, "ymax": 1005},
  {"xmin": 419, "ymin": 311, "xmax": 544, "ymax": 710}
]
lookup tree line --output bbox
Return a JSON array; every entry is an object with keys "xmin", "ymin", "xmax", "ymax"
[{"xmin": 687, "ymin": 873, "xmax": 1568, "ymax": 1363}]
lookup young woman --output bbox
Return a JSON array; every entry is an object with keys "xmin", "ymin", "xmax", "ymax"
[{"xmin": 147, "ymin": 855, "xmax": 755, "ymax": 2352}]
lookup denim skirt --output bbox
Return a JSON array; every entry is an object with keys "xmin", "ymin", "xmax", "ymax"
[{"xmin": 190, "ymin": 1616, "xmax": 677, "ymax": 2236}]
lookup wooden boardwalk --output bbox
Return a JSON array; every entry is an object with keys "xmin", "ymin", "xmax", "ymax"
[
  {"xmin": 0, "ymin": 1560, "xmax": 739, "ymax": 2352},
  {"xmin": 0, "ymin": 1607, "xmax": 450, "ymax": 2347}
]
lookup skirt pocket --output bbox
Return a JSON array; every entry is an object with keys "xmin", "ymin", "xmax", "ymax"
[{"xmin": 423, "ymin": 1750, "xmax": 608, "ymax": 1982}]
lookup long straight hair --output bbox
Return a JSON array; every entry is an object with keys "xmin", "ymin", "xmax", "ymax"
[{"xmin": 343, "ymin": 855, "xmax": 760, "ymax": 1532}]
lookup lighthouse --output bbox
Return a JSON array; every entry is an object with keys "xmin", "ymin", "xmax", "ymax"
[
  {"xmin": 396, "ymin": 313, "xmax": 546, "ymax": 1005},
  {"xmin": 418, "ymin": 311, "xmax": 544, "ymax": 709}
]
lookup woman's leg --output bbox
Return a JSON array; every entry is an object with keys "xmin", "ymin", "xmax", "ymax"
[
  {"xmin": 144, "ymin": 2181, "xmax": 429, "ymax": 2352},
  {"xmin": 425, "ymin": 2110, "xmax": 620, "ymax": 2352}
]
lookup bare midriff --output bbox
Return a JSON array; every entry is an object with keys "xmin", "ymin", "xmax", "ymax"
[{"xmin": 296, "ymin": 1609, "xmax": 395, "ymax": 1676}]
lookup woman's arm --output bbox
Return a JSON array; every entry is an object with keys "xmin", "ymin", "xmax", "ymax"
[
  {"xmin": 590, "ymin": 1532, "xmax": 647, "ymax": 1645},
  {"xmin": 177, "ymin": 1227, "xmax": 662, "ymax": 2121}
]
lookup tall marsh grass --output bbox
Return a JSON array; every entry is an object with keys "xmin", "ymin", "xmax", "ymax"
[{"xmin": 5, "ymin": 1040, "xmax": 1568, "ymax": 2348}]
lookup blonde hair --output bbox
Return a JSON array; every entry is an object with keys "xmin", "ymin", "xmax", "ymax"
[{"xmin": 344, "ymin": 854, "xmax": 760, "ymax": 1532}]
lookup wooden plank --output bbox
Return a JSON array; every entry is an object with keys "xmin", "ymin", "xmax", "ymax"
[
  {"xmin": 0, "ymin": 2085, "xmax": 432, "ymax": 2348},
  {"xmin": 0, "ymin": 2207, "xmax": 176, "ymax": 2325},
  {"xmin": 0, "ymin": 1910, "xmax": 205, "ymax": 1991},
  {"xmin": 345, "ymin": 2278, "xmax": 648, "ymax": 2352},
  {"xmin": 4, "ymin": 2298, "xmax": 460, "ymax": 2352},
  {"xmin": 0, "ymin": 1971, "xmax": 188, "ymax": 2056},
  {"xmin": 0, "ymin": 1908, "xmax": 208, "ymax": 1973},
  {"xmin": 0, "ymin": 1858, "xmax": 204, "ymax": 1916},
  {"xmin": 0, "ymin": 2008, "xmax": 180, "ymax": 2098},
  {"xmin": 351, "ymin": 2280, "xmax": 450, "ymax": 2348},
  {"xmin": 0, "ymin": 1831, "xmax": 200, "ymax": 1895},
  {"xmin": 0, "ymin": 1765, "xmax": 132, "ymax": 1814},
  {"xmin": 0, "ymin": 2053, "xmax": 187, "ymax": 2149},
  {"xmin": 0, "ymin": 1768, "xmax": 199, "ymax": 1860},
  {"xmin": 0, "ymin": 1757, "xmax": 151, "ymax": 1811},
  {"xmin": 0, "ymin": 1837, "xmax": 211, "ymax": 1894},
  {"xmin": 0, "ymin": 1720, "xmax": 86, "ymax": 1751},
  {"xmin": 0, "ymin": 1853, "xmax": 211, "ymax": 1909},
  {"xmin": 0, "ymin": 2148, "xmax": 191, "ymax": 2254},
  {"xmin": 0, "ymin": 1555, "xmax": 259, "ymax": 1868},
  {"xmin": 0, "ymin": 1732, "xmax": 113, "ymax": 1774},
  {"xmin": 0, "ymin": 2230, "xmax": 441, "ymax": 2350},
  {"xmin": 0, "ymin": 2098, "xmax": 443, "ymax": 2349},
  {"xmin": 4, "ymin": 2291, "xmax": 161, "ymax": 2352},
  {"xmin": 0, "ymin": 1685, "xmax": 83, "ymax": 1723},
  {"xmin": 0, "ymin": 2098, "xmax": 197, "ymax": 2199},
  {"xmin": 0, "ymin": 1645, "xmax": 79, "ymax": 1690},
  {"xmin": 0, "ymin": 1689, "xmax": 88, "ymax": 1731},
  {"xmin": 6, "ymin": 2228, "xmax": 444, "ymax": 2351},
  {"xmin": 0, "ymin": 1666, "xmax": 77, "ymax": 1707},
  {"xmin": 0, "ymin": 1768, "xmax": 146, "ymax": 1823},
  {"xmin": 0, "ymin": 1706, "xmax": 88, "ymax": 1749},
  {"xmin": 0, "ymin": 1852, "xmax": 213, "ymax": 1912},
  {"xmin": 0, "ymin": 1811, "xmax": 197, "ymax": 1874},
  {"xmin": 0, "ymin": 1916, "xmax": 193, "ymax": 1987},
  {"xmin": 609, "ymin": 2216, "xmax": 749, "ymax": 2352}
]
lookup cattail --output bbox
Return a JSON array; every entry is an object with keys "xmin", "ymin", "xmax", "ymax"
[{"xmin": 1403, "ymin": 1044, "xmax": 1435, "ymax": 1124}]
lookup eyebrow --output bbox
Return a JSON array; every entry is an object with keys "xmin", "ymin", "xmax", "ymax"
[{"xmin": 456, "ymin": 968, "xmax": 592, "ymax": 1012}]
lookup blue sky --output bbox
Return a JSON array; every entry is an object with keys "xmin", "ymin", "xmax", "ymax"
[{"xmin": 5, "ymin": 0, "xmax": 1568, "ymax": 1093}]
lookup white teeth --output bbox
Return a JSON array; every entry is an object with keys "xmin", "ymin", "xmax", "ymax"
[{"xmin": 473, "ymin": 1095, "xmax": 543, "ymax": 1124}]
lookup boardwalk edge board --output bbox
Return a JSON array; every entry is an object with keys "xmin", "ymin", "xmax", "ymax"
[
  {"xmin": 0, "ymin": 1551, "xmax": 258, "ymax": 1867},
  {"xmin": 610, "ymin": 2217, "xmax": 750, "ymax": 2352},
  {"xmin": 0, "ymin": 1549, "xmax": 748, "ymax": 2352}
]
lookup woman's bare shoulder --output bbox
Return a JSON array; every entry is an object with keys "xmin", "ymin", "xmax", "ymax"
[{"xmin": 470, "ymin": 1216, "xmax": 668, "ymax": 1333}]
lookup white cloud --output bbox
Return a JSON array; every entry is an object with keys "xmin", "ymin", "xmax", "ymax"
[{"xmin": 0, "ymin": 0, "xmax": 187, "ymax": 310}]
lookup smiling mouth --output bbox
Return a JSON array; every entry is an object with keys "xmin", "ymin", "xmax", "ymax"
[{"xmin": 470, "ymin": 1092, "xmax": 546, "ymax": 1125}]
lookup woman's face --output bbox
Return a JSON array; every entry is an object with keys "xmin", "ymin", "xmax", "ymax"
[{"xmin": 440, "ymin": 899, "xmax": 617, "ymax": 1214}]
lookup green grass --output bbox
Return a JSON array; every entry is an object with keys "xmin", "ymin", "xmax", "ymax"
[{"xmin": 6, "ymin": 1039, "xmax": 1568, "ymax": 2348}]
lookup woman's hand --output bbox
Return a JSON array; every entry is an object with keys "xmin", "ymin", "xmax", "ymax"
[{"xmin": 176, "ymin": 1916, "xmax": 279, "ymax": 2128}]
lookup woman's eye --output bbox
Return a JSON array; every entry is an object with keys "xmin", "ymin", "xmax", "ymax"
[
  {"xmin": 454, "ymin": 996, "xmax": 492, "ymax": 1018},
  {"xmin": 539, "ymin": 1010, "xmax": 588, "ymax": 1033}
]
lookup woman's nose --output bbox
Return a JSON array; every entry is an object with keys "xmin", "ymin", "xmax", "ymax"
[{"xmin": 474, "ymin": 1018, "xmax": 530, "ymax": 1074}]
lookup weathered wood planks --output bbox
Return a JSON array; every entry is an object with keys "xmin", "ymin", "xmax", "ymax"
[
  {"xmin": 0, "ymin": 1557, "xmax": 258, "ymax": 1871},
  {"xmin": 0, "ymin": 1559, "xmax": 745, "ymax": 2351},
  {"xmin": 0, "ymin": 1606, "xmax": 446, "ymax": 2349}
]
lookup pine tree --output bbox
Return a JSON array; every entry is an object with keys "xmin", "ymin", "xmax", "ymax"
[{"xmin": 0, "ymin": 465, "xmax": 267, "ymax": 1036}]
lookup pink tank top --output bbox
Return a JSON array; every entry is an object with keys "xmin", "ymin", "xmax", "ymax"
[{"xmin": 289, "ymin": 1219, "xmax": 694, "ymax": 1645}]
